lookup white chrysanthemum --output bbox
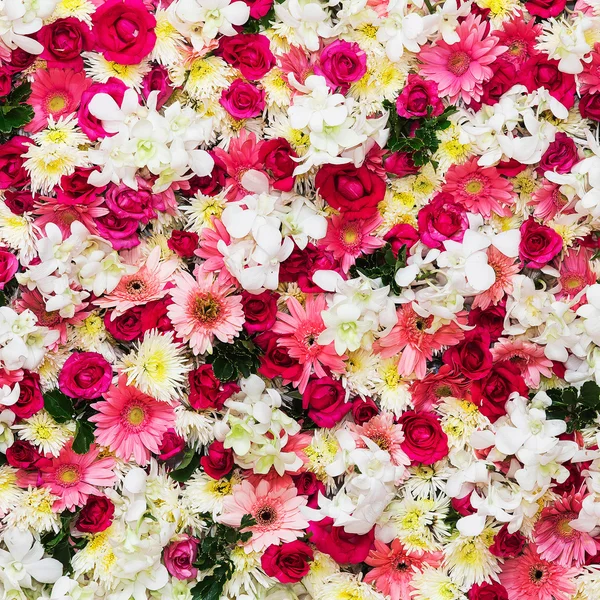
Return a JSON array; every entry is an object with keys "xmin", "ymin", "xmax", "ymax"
[
  {"xmin": 342, "ymin": 349, "xmax": 380, "ymax": 400},
  {"xmin": 315, "ymin": 574, "xmax": 385, "ymax": 600},
  {"xmin": 69, "ymin": 313, "xmax": 116, "ymax": 362},
  {"xmin": 374, "ymin": 357, "xmax": 413, "ymax": 417},
  {"xmin": 71, "ymin": 525, "xmax": 120, "ymax": 585},
  {"xmin": 184, "ymin": 55, "xmax": 233, "ymax": 99},
  {"xmin": 262, "ymin": 68, "xmax": 292, "ymax": 108},
  {"xmin": 549, "ymin": 213, "xmax": 591, "ymax": 250},
  {"xmin": 121, "ymin": 330, "xmax": 191, "ymax": 402},
  {"xmin": 349, "ymin": 58, "xmax": 406, "ymax": 109},
  {"xmin": 404, "ymin": 461, "xmax": 454, "ymax": 499},
  {"xmin": 151, "ymin": 8, "xmax": 186, "ymax": 66},
  {"xmin": 444, "ymin": 528, "xmax": 502, "ymax": 588},
  {"xmin": 377, "ymin": 189, "xmax": 418, "ymax": 233},
  {"xmin": 4, "ymin": 486, "xmax": 61, "ymax": 534},
  {"xmin": 577, "ymin": 565, "xmax": 600, "ymax": 600},
  {"xmin": 218, "ymin": 116, "xmax": 264, "ymax": 151},
  {"xmin": 410, "ymin": 164, "xmax": 443, "ymax": 202},
  {"xmin": 433, "ymin": 123, "xmax": 473, "ymax": 174},
  {"xmin": 0, "ymin": 466, "xmax": 23, "ymax": 515},
  {"xmin": 0, "ymin": 199, "xmax": 38, "ymax": 262},
  {"xmin": 438, "ymin": 397, "xmax": 488, "ymax": 449},
  {"xmin": 24, "ymin": 143, "xmax": 87, "ymax": 195},
  {"xmin": 174, "ymin": 405, "xmax": 215, "ymax": 449},
  {"xmin": 83, "ymin": 52, "xmax": 151, "ymax": 91},
  {"xmin": 223, "ymin": 546, "xmax": 274, "ymax": 599},
  {"xmin": 476, "ymin": 0, "xmax": 521, "ymax": 27},
  {"xmin": 182, "ymin": 471, "xmax": 241, "ymax": 518},
  {"xmin": 411, "ymin": 567, "xmax": 467, "ymax": 600},
  {"xmin": 14, "ymin": 411, "xmax": 75, "ymax": 456},
  {"xmin": 36, "ymin": 348, "xmax": 69, "ymax": 392},
  {"xmin": 265, "ymin": 113, "xmax": 310, "ymax": 156},
  {"xmin": 180, "ymin": 191, "xmax": 227, "ymax": 234},
  {"xmin": 302, "ymin": 551, "xmax": 341, "ymax": 598},
  {"xmin": 52, "ymin": 0, "xmax": 96, "ymax": 24},
  {"xmin": 304, "ymin": 429, "xmax": 341, "ymax": 490},
  {"xmin": 33, "ymin": 115, "xmax": 89, "ymax": 147}
]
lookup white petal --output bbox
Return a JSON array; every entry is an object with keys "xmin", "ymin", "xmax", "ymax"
[
  {"xmin": 26, "ymin": 558, "xmax": 62, "ymax": 584},
  {"xmin": 456, "ymin": 513, "xmax": 486, "ymax": 536}
]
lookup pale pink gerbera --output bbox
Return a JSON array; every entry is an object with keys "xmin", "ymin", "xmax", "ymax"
[
  {"xmin": 219, "ymin": 479, "xmax": 308, "ymax": 553},
  {"xmin": 41, "ymin": 443, "xmax": 116, "ymax": 511},
  {"xmin": 376, "ymin": 304, "xmax": 466, "ymax": 379},
  {"xmin": 529, "ymin": 179, "xmax": 570, "ymax": 221},
  {"xmin": 168, "ymin": 268, "xmax": 244, "ymax": 355},
  {"xmin": 472, "ymin": 247, "xmax": 520, "ymax": 310},
  {"xmin": 195, "ymin": 218, "xmax": 231, "ymax": 273},
  {"xmin": 320, "ymin": 213, "xmax": 385, "ymax": 273},
  {"xmin": 491, "ymin": 338, "xmax": 553, "ymax": 387},
  {"xmin": 273, "ymin": 295, "xmax": 346, "ymax": 392},
  {"xmin": 90, "ymin": 378, "xmax": 175, "ymax": 466},
  {"xmin": 500, "ymin": 545, "xmax": 579, "ymax": 600},
  {"xmin": 26, "ymin": 69, "xmax": 91, "ymax": 133},
  {"xmin": 443, "ymin": 158, "xmax": 515, "ymax": 218},
  {"xmin": 350, "ymin": 412, "xmax": 409, "ymax": 468},
  {"xmin": 365, "ymin": 539, "xmax": 442, "ymax": 600},
  {"xmin": 534, "ymin": 491, "xmax": 598, "ymax": 567},
  {"xmin": 557, "ymin": 247, "xmax": 596, "ymax": 303},
  {"xmin": 96, "ymin": 247, "xmax": 178, "ymax": 317}
]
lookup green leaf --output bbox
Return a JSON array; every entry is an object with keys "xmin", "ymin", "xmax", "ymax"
[
  {"xmin": 169, "ymin": 449, "xmax": 200, "ymax": 482},
  {"xmin": 72, "ymin": 420, "xmax": 95, "ymax": 454},
  {"xmin": 8, "ymin": 81, "xmax": 32, "ymax": 104},
  {"xmin": 192, "ymin": 562, "xmax": 233, "ymax": 600},
  {"xmin": 44, "ymin": 390, "xmax": 74, "ymax": 423}
]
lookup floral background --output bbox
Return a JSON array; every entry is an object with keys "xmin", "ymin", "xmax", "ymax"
[{"xmin": 0, "ymin": 0, "xmax": 600, "ymax": 599}]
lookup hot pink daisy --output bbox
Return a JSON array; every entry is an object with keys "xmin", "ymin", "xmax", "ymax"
[
  {"xmin": 35, "ymin": 196, "xmax": 108, "ymax": 237},
  {"xmin": 493, "ymin": 14, "xmax": 542, "ymax": 67},
  {"xmin": 534, "ymin": 491, "xmax": 598, "ymax": 567},
  {"xmin": 491, "ymin": 338, "xmax": 553, "ymax": 387},
  {"xmin": 273, "ymin": 295, "xmax": 346, "ymax": 392},
  {"xmin": 376, "ymin": 304, "xmax": 466, "ymax": 379},
  {"xmin": 195, "ymin": 218, "xmax": 231, "ymax": 273},
  {"xmin": 443, "ymin": 158, "xmax": 515, "ymax": 218},
  {"xmin": 500, "ymin": 545, "xmax": 579, "ymax": 600},
  {"xmin": 168, "ymin": 267, "xmax": 245, "ymax": 355},
  {"xmin": 350, "ymin": 412, "xmax": 409, "ymax": 468},
  {"xmin": 472, "ymin": 247, "xmax": 520, "ymax": 310},
  {"xmin": 365, "ymin": 539, "xmax": 442, "ymax": 600},
  {"xmin": 579, "ymin": 43, "xmax": 600, "ymax": 95},
  {"xmin": 529, "ymin": 179, "xmax": 571, "ymax": 221},
  {"xmin": 26, "ymin": 69, "xmax": 91, "ymax": 133},
  {"xmin": 418, "ymin": 14, "xmax": 506, "ymax": 104},
  {"xmin": 219, "ymin": 479, "xmax": 308, "ymax": 553},
  {"xmin": 557, "ymin": 248, "xmax": 596, "ymax": 303},
  {"xmin": 41, "ymin": 443, "xmax": 116, "ymax": 511},
  {"xmin": 90, "ymin": 377, "xmax": 175, "ymax": 466},
  {"xmin": 320, "ymin": 213, "xmax": 385, "ymax": 273}
]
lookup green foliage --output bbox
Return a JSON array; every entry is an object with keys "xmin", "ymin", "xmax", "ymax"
[
  {"xmin": 169, "ymin": 446, "xmax": 201, "ymax": 482},
  {"xmin": 0, "ymin": 81, "xmax": 34, "ymax": 134},
  {"xmin": 41, "ymin": 514, "xmax": 85, "ymax": 572},
  {"xmin": 384, "ymin": 100, "xmax": 456, "ymax": 168},
  {"xmin": 72, "ymin": 420, "xmax": 95, "ymax": 454},
  {"xmin": 545, "ymin": 381, "xmax": 600, "ymax": 432},
  {"xmin": 206, "ymin": 332, "xmax": 262, "ymax": 382},
  {"xmin": 350, "ymin": 242, "xmax": 407, "ymax": 294},
  {"xmin": 44, "ymin": 390, "xmax": 75, "ymax": 424}
]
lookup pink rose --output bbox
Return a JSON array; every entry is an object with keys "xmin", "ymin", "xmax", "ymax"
[
  {"xmin": 0, "ymin": 248, "xmax": 18, "ymax": 290},
  {"xmin": 538, "ymin": 132, "xmax": 579, "ymax": 175},
  {"xmin": 105, "ymin": 179, "xmax": 161, "ymax": 223},
  {"xmin": 217, "ymin": 33, "xmax": 275, "ymax": 80},
  {"xmin": 92, "ymin": 0, "xmax": 157, "ymax": 64},
  {"xmin": 396, "ymin": 74, "xmax": 443, "ymax": 118},
  {"xmin": 242, "ymin": 0, "xmax": 273, "ymax": 18},
  {"xmin": 519, "ymin": 218, "xmax": 563, "ymax": 268},
  {"xmin": 94, "ymin": 213, "xmax": 140, "ymax": 251},
  {"xmin": 78, "ymin": 80, "xmax": 128, "ymax": 140},
  {"xmin": 163, "ymin": 535, "xmax": 199, "ymax": 580},
  {"xmin": 141, "ymin": 65, "xmax": 173, "ymax": 110},
  {"xmin": 58, "ymin": 352, "xmax": 112, "ymax": 399},
  {"xmin": 383, "ymin": 223, "xmax": 419, "ymax": 256},
  {"xmin": 384, "ymin": 152, "xmax": 420, "ymax": 177},
  {"xmin": 0, "ymin": 137, "xmax": 33, "ymax": 190},
  {"xmin": 525, "ymin": 0, "xmax": 567, "ymax": 18},
  {"xmin": 220, "ymin": 79, "xmax": 265, "ymax": 119},
  {"xmin": 315, "ymin": 40, "xmax": 367, "ymax": 92},
  {"xmin": 261, "ymin": 541, "xmax": 314, "ymax": 583},
  {"xmin": 158, "ymin": 429, "xmax": 185, "ymax": 461},
  {"xmin": 398, "ymin": 411, "xmax": 449, "ymax": 465},
  {"xmin": 308, "ymin": 517, "xmax": 374, "ymax": 564},
  {"xmin": 302, "ymin": 377, "xmax": 352, "ymax": 428},
  {"xmin": 38, "ymin": 18, "xmax": 94, "ymax": 71},
  {"xmin": 418, "ymin": 192, "xmax": 468, "ymax": 249}
]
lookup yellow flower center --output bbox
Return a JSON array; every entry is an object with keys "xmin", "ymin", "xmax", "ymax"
[
  {"xmin": 127, "ymin": 406, "xmax": 145, "ymax": 426},
  {"xmin": 48, "ymin": 95, "xmax": 66, "ymax": 112}
]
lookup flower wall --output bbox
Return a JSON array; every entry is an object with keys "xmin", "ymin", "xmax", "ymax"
[{"xmin": 1, "ymin": 0, "xmax": 600, "ymax": 599}]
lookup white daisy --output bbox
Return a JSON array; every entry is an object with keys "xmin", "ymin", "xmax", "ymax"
[
  {"xmin": 84, "ymin": 52, "xmax": 151, "ymax": 91},
  {"xmin": 0, "ymin": 199, "xmax": 38, "ymax": 263},
  {"xmin": 174, "ymin": 405, "xmax": 215, "ymax": 449},
  {"xmin": 3, "ymin": 487, "xmax": 61, "ymax": 534},
  {"xmin": 180, "ymin": 191, "xmax": 227, "ymax": 234},
  {"xmin": 411, "ymin": 567, "xmax": 467, "ymax": 600},
  {"xmin": 14, "ymin": 411, "xmax": 75, "ymax": 456},
  {"xmin": 0, "ymin": 466, "xmax": 23, "ymax": 515},
  {"xmin": 182, "ymin": 470, "xmax": 241, "ymax": 518}
]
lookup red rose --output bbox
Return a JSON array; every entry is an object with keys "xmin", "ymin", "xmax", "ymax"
[
  {"xmin": 57, "ymin": 168, "xmax": 106, "ymax": 205},
  {"xmin": 164, "ymin": 535, "xmax": 199, "ymax": 580},
  {"xmin": 188, "ymin": 365, "xmax": 238, "ymax": 411},
  {"xmin": 141, "ymin": 65, "xmax": 173, "ymax": 110},
  {"xmin": 12, "ymin": 372, "xmax": 43, "ymax": 419},
  {"xmin": 443, "ymin": 329, "xmax": 493, "ymax": 381},
  {"xmin": 579, "ymin": 92, "xmax": 600, "ymax": 121},
  {"xmin": 495, "ymin": 158, "xmax": 527, "ymax": 178},
  {"xmin": 467, "ymin": 305, "xmax": 506, "ymax": 344},
  {"xmin": 525, "ymin": 0, "xmax": 567, "ymax": 18},
  {"xmin": 0, "ymin": 249, "xmax": 18, "ymax": 290},
  {"xmin": 78, "ymin": 80, "xmax": 128, "ymax": 141},
  {"xmin": 316, "ymin": 40, "xmax": 367, "ymax": 92},
  {"xmin": 477, "ymin": 60, "xmax": 518, "ymax": 108},
  {"xmin": 92, "ymin": 0, "xmax": 157, "ymax": 65},
  {"xmin": 242, "ymin": 290, "xmax": 278, "ymax": 334},
  {"xmin": 302, "ymin": 376, "xmax": 352, "ymax": 428},
  {"xmin": 489, "ymin": 524, "xmax": 526, "ymax": 558},
  {"xmin": 452, "ymin": 494, "xmax": 475, "ymax": 516},
  {"xmin": 315, "ymin": 163, "xmax": 386, "ymax": 219},
  {"xmin": 95, "ymin": 213, "xmax": 140, "ymax": 251},
  {"xmin": 538, "ymin": 133, "xmax": 579, "ymax": 175},
  {"xmin": 519, "ymin": 217, "xmax": 563, "ymax": 268},
  {"xmin": 418, "ymin": 192, "xmax": 468, "ymax": 249},
  {"xmin": 524, "ymin": 55, "xmax": 576, "ymax": 109},
  {"xmin": 242, "ymin": 0, "xmax": 273, "ymax": 18},
  {"xmin": 185, "ymin": 152, "xmax": 227, "ymax": 197},
  {"xmin": 167, "ymin": 230, "xmax": 199, "ymax": 258},
  {"xmin": 0, "ymin": 69, "xmax": 11, "ymax": 97},
  {"xmin": 6, "ymin": 440, "xmax": 42, "ymax": 469},
  {"xmin": 6, "ymin": 48, "xmax": 36, "ymax": 73},
  {"xmin": 398, "ymin": 411, "xmax": 449, "ymax": 465},
  {"xmin": 279, "ymin": 243, "xmax": 342, "ymax": 294},
  {"xmin": 217, "ymin": 33, "xmax": 275, "ymax": 80},
  {"xmin": 104, "ymin": 307, "xmax": 143, "ymax": 342},
  {"xmin": 383, "ymin": 223, "xmax": 419, "ymax": 256},
  {"xmin": 4, "ymin": 191, "xmax": 34, "ymax": 214},
  {"xmin": 158, "ymin": 429, "xmax": 186, "ymax": 461},
  {"xmin": 38, "ymin": 18, "xmax": 94, "ymax": 70},
  {"xmin": 261, "ymin": 541, "xmax": 314, "ymax": 583},
  {"xmin": 75, "ymin": 495, "xmax": 115, "ymax": 533},
  {"xmin": 308, "ymin": 517, "xmax": 374, "ymax": 564},
  {"xmin": 384, "ymin": 152, "xmax": 420, "ymax": 177},
  {"xmin": 352, "ymin": 397, "xmax": 379, "ymax": 425},
  {"xmin": 256, "ymin": 332, "xmax": 304, "ymax": 382},
  {"xmin": 220, "ymin": 79, "xmax": 265, "ymax": 119},
  {"xmin": 140, "ymin": 298, "xmax": 174, "ymax": 334},
  {"xmin": 396, "ymin": 74, "xmax": 443, "ymax": 118},
  {"xmin": 292, "ymin": 471, "xmax": 325, "ymax": 508},
  {"xmin": 472, "ymin": 362, "xmax": 528, "ymax": 422},
  {"xmin": 0, "ymin": 137, "xmax": 33, "ymax": 190},
  {"xmin": 200, "ymin": 440, "xmax": 234, "ymax": 479},
  {"xmin": 258, "ymin": 138, "xmax": 297, "ymax": 192},
  {"xmin": 58, "ymin": 352, "xmax": 112, "ymax": 400},
  {"xmin": 468, "ymin": 582, "xmax": 509, "ymax": 600}
]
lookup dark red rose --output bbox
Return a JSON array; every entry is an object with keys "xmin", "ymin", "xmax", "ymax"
[
  {"xmin": 76, "ymin": 495, "xmax": 115, "ymax": 533},
  {"xmin": 468, "ymin": 583, "xmax": 509, "ymax": 600},
  {"xmin": 7, "ymin": 48, "xmax": 36, "ymax": 73},
  {"xmin": 220, "ymin": 79, "xmax": 265, "ymax": 119},
  {"xmin": 167, "ymin": 230, "xmax": 199, "ymax": 258},
  {"xmin": 383, "ymin": 223, "xmax": 419, "ymax": 256},
  {"xmin": 158, "ymin": 429, "xmax": 186, "ymax": 461},
  {"xmin": 0, "ymin": 248, "xmax": 18, "ymax": 290},
  {"xmin": 452, "ymin": 494, "xmax": 476, "ymax": 516},
  {"xmin": 0, "ymin": 69, "xmax": 11, "ymax": 97},
  {"xmin": 258, "ymin": 138, "xmax": 297, "ymax": 192},
  {"xmin": 418, "ymin": 192, "xmax": 468, "ymax": 249},
  {"xmin": 58, "ymin": 352, "xmax": 112, "ymax": 399},
  {"xmin": 261, "ymin": 541, "xmax": 314, "ymax": 583},
  {"xmin": 467, "ymin": 305, "xmax": 506, "ymax": 343},
  {"xmin": 164, "ymin": 535, "xmax": 199, "ymax": 580},
  {"xmin": 489, "ymin": 524, "xmax": 526, "ymax": 558},
  {"xmin": 308, "ymin": 517, "xmax": 374, "ymax": 564},
  {"xmin": 78, "ymin": 79, "xmax": 128, "ymax": 140},
  {"xmin": 398, "ymin": 411, "xmax": 449, "ymax": 465},
  {"xmin": 579, "ymin": 92, "xmax": 600, "ymax": 121},
  {"xmin": 256, "ymin": 332, "xmax": 304, "ymax": 382},
  {"xmin": 396, "ymin": 74, "xmax": 443, "ymax": 118},
  {"xmin": 384, "ymin": 152, "xmax": 420, "ymax": 177},
  {"xmin": 11, "ymin": 372, "xmax": 43, "ymax": 419},
  {"xmin": 57, "ymin": 168, "xmax": 106, "ymax": 205},
  {"xmin": 4, "ymin": 191, "xmax": 35, "ymax": 214},
  {"xmin": 315, "ymin": 40, "xmax": 367, "ymax": 92},
  {"xmin": 92, "ymin": 0, "xmax": 156, "ymax": 64},
  {"xmin": 292, "ymin": 471, "xmax": 325, "ymax": 508},
  {"xmin": 525, "ymin": 0, "xmax": 567, "ymax": 18},
  {"xmin": 217, "ymin": 33, "xmax": 275, "ymax": 80},
  {"xmin": 200, "ymin": 440, "xmax": 234, "ymax": 479},
  {"xmin": 495, "ymin": 158, "xmax": 527, "ymax": 178},
  {"xmin": 302, "ymin": 376, "xmax": 352, "ymax": 428},
  {"xmin": 0, "ymin": 136, "xmax": 33, "ymax": 190},
  {"xmin": 242, "ymin": 0, "xmax": 273, "ymax": 18},
  {"xmin": 38, "ymin": 18, "xmax": 94, "ymax": 70},
  {"xmin": 472, "ymin": 362, "xmax": 528, "ymax": 422},
  {"xmin": 95, "ymin": 213, "xmax": 140, "ymax": 251},
  {"xmin": 352, "ymin": 397, "xmax": 379, "ymax": 425},
  {"xmin": 140, "ymin": 298, "xmax": 173, "ymax": 334},
  {"xmin": 242, "ymin": 290, "xmax": 278, "ymax": 334},
  {"xmin": 185, "ymin": 152, "xmax": 227, "ymax": 197},
  {"xmin": 315, "ymin": 163, "xmax": 386, "ymax": 219},
  {"xmin": 538, "ymin": 132, "xmax": 579, "ymax": 175},
  {"xmin": 279, "ymin": 243, "xmax": 342, "ymax": 294},
  {"xmin": 443, "ymin": 329, "xmax": 493, "ymax": 381},
  {"xmin": 188, "ymin": 364, "xmax": 239, "ymax": 411},
  {"xmin": 5, "ymin": 440, "xmax": 42, "ymax": 469},
  {"xmin": 519, "ymin": 217, "xmax": 563, "ymax": 268},
  {"xmin": 141, "ymin": 65, "xmax": 173, "ymax": 110},
  {"xmin": 477, "ymin": 60, "xmax": 518, "ymax": 108},
  {"xmin": 524, "ymin": 55, "xmax": 576, "ymax": 109},
  {"xmin": 104, "ymin": 307, "xmax": 143, "ymax": 342}
]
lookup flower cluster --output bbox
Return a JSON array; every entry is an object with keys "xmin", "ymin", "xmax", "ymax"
[{"xmin": 2, "ymin": 0, "xmax": 600, "ymax": 600}]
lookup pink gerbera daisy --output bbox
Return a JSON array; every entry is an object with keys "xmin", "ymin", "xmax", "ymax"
[
  {"xmin": 534, "ymin": 491, "xmax": 598, "ymax": 567},
  {"xmin": 529, "ymin": 179, "xmax": 571, "ymax": 221},
  {"xmin": 493, "ymin": 14, "xmax": 542, "ymax": 67},
  {"xmin": 557, "ymin": 248, "xmax": 596, "ymax": 303},
  {"xmin": 196, "ymin": 218, "xmax": 231, "ymax": 273},
  {"xmin": 350, "ymin": 413, "xmax": 409, "ymax": 468},
  {"xmin": 491, "ymin": 338, "xmax": 553, "ymax": 387},
  {"xmin": 41, "ymin": 443, "xmax": 116, "ymax": 511},
  {"xmin": 35, "ymin": 196, "xmax": 108, "ymax": 237},
  {"xmin": 418, "ymin": 14, "xmax": 506, "ymax": 104},
  {"xmin": 500, "ymin": 545, "xmax": 579, "ymax": 600},
  {"xmin": 365, "ymin": 539, "xmax": 442, "ymax": 600},
  {"xmin": 579, "ymin": 42, "xmax": 600, "ymax": 95},
  {"xmin": 320, "ymin": 213, "xmax": 385, "ymax": 273},
  {"xmin": 168, "ymin": 267, "xmax": 245, "ymax": 355},
  {"xmin": 472, "ymin": 247, "xmax": 520, "ymax": 310},
  {"xmin": 219, "ymin": 479, "xmax": 308, "ymax": 553},
  {"xmin": 376, "ymin": 304, "xmax": 466, "ymax": 379},
  {"xmin": 90, "ymin": 377, "xmax": 175, "ymax": 466},
  {"xmin": 26, "ymin": 69, "xmax": 91, "ymax": 133},
  {"xmin": 273, "ymin": 295, "xmax": 346, "ymax": 392},
  {"xmin": 443, "ymin": 158, "xmax": 515, "ymax": 218}
]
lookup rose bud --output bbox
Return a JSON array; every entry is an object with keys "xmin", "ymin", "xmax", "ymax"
[
  {"xmin": 75, "ymin": 495, "xmax": 115, "ymax": 533},
  {"xmin": 200, "ymin": 440, "xmax": 234, "ymax": 479},
  {"xmin": 167, "ymin": 230, "xmax": 199, "ymax": 258},
  {"xmin": 261, "ymin": 541, "xmax": 314, "ymax": 583}
]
